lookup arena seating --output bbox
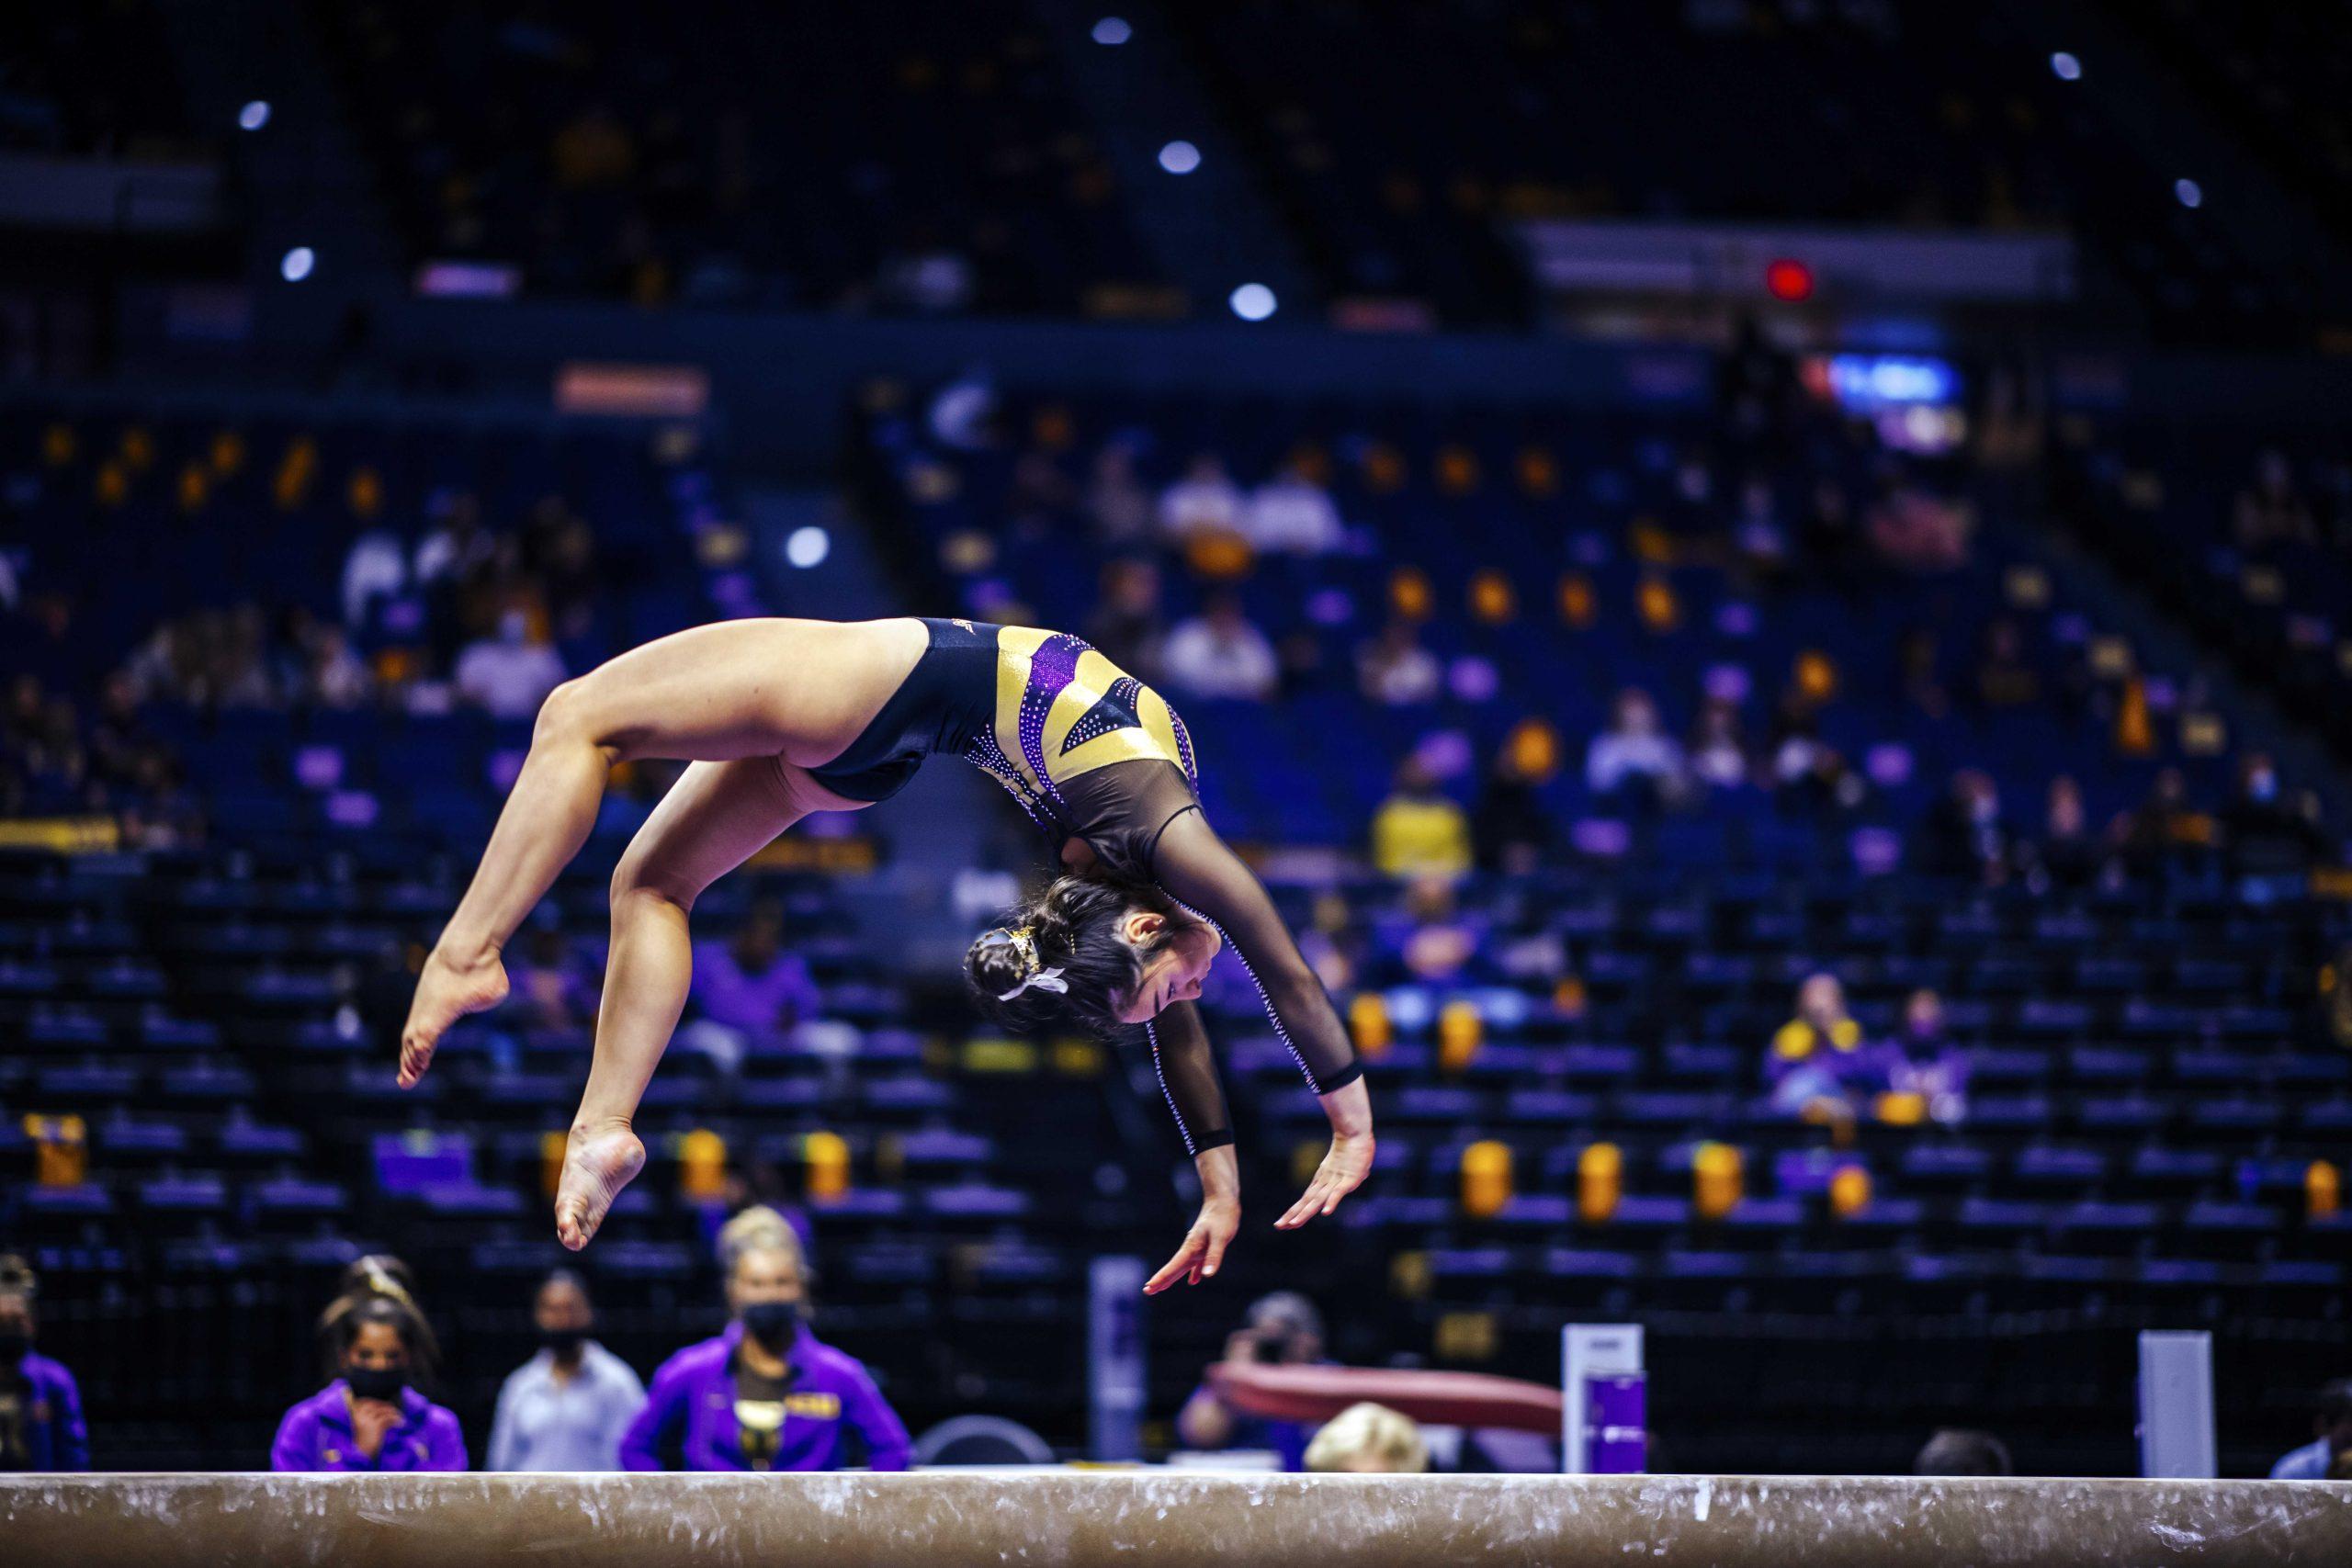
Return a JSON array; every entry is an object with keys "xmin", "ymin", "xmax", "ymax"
[
  {"xmin": 2053, "ymin": 417, "xmax": 2352, "ymax": 761},
  {"xmin": 0, "ymin": 5, "xmax": 193, "ymax": 156},
  {"xmin": 7, "ymin": 367, "xmax": 2341, "ymax": 1473},
  {"xmin": 307, "ymin": 0, "xmax": 1160, "ymax": 312},
  {"xmin": 1170, "ymin": 1, "xmax": 2291, "ymax": 337},
  {"xmin": 860, "ymin": 380, "xmax": 2251, "ymax": 851}
]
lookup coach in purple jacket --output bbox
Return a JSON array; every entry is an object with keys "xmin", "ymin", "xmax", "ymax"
[
  {"xmin": 620, "ymin": 1233, "xmax": 910, "ymax": 1472},
  {"xmin": 271, "ymin": 1294, "xmax": 466, "ymax": 1472}
]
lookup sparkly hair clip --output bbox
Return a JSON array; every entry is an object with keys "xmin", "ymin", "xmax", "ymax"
[{"xmin": 995, "ymin": 925, "xmax": 1069, "ymax": 1002}]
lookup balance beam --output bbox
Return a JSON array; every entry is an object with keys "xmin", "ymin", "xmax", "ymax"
[{"xmin": 5, "ymin": 1472, "xmax": 2346, "ymax": 1567}]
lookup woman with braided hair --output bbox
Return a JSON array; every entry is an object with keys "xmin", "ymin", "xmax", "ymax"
[{"xmin": 398, "ymin": 617, "xmax": 1374, "ymax": 1292}]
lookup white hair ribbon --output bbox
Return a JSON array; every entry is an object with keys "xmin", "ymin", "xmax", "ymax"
[{"xmin": 998, "ymin": 965, "xmax": 1068, "ymax": 1001}]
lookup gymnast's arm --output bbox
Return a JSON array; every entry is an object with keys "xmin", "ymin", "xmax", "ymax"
[
  {"xmin": 1142, "ymin": 999, "xmax": 1241, "ymax": 1294},
  {"xmin": 1148, "ymin": 805, "xmax": 1375, "ymax": 1228}
]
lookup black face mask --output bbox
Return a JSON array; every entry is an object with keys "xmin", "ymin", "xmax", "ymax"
[
  {"xmin": 0, "ymin": 1332, "xmax": 28, "ymax": 1364},
  {"xmin": 540, "ymin": 1327, "xmax": 586, "ymax": 1357},
  {"xmin": 740, "ymin": 1301, "xmax": 803, "ymax": 1348},
  {"xmin": 345, "ymin": 1364, "xmax": 406, "ymax": 1403}
]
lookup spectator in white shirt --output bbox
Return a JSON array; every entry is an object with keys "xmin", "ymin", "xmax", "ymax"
[
  {"xmin": 1241, "ymin": 459, "xmax": 1345, "ymax": 556},
  {"xmin": 341, "ymin": 526, "xmax": 409, "ymax": 630},
  {"xmin": 455, "ymin": 610, "xmax": 568, "ymax": 719},
  {"xmin": 1356, "ymin": 619, "xmax": 1441, "ymax": 706},
  {"xmin": 1159, "ymin": 453, "xmax": 1244, "ymax": 544},
  {"xmin": 1163, "ymin": 592, "xmax": 1280, "ymax": 702},
  {"xmin": 486, "ymin": 1270, "xmax": 647, "ymax": 1472},
  {"xmin": 1587, "ymin": 687, "xmax": 1687, "ymax": 804}
]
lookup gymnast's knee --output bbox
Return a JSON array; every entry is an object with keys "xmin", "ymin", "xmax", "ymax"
[
  {"xmin": 531, "ymin": 676, "xmax": 626, "ymax": 762},
  {"xmin": 608, "ymin": 848, "xmax": 696, "ymax": 916}
]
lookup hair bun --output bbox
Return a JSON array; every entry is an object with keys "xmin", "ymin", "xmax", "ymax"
[{"xmin": 967, "ymin": 926, "xmax": 1033, "ymax": 995}]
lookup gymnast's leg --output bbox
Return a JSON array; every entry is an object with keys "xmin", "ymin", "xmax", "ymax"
[
  {"xmin": 398, "ymin": 617, "xmax": 919, "ymax": 1088},
  {"xmin": 556, "ymin": 755, "xmax": 838, "ymax": 1248}
]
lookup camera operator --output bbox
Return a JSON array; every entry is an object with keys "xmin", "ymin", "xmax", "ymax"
[{"xmin": 1175, "ymin": 1292, "xmax": 1329, "ymax": 1471}]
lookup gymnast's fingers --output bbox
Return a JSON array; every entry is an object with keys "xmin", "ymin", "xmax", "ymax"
[
  {"xmin": 1275, "ymin": 1173, "xmax": 1329, "ymax": 1230},
  {"xmin": 1145, "ymin": 1231, "xmax": 1204, "ymax": 1294}
]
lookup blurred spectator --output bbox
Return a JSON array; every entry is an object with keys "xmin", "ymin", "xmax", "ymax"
[
  {"xmin": 1159, "ymin": 453, "xmax": 1244, "ymax": 542},
  {"xmin": 1587, "ymin": 688, "xmax": 1686, "ymax": 807},
  {"xmin": 508, "ymin": 926, "xmax": 594, "ymax": 1032},
  {"xmin": 455, "ymin": 611, "xmax": 568, "ymax": 719},
  {"xmin": 1914, "ymin": 1428, "xmax": 2012, "ymax": 1476},
  {"xmin": 1973, "ymin": 620, "xmax": 2041, "ymax": 711},
  {"xmin": 414, "ymin": 492, "xmax": 495, "ymax": 589},
  {"xmin": 0, "ymin": 1256, "xmax": 86, "ymax": 1471},
  {"xmin": 274, "ymin": 1294, "xmax": 465, "ymax": 1472},
  {"xmin": 1007, "ymin": 445, "xmax": 1080, "ymax": 534},
  {"xmin": 551, "ymin": 103, "xmax": 638, "ymax": 190},
  {"xmin": 1803, "ymin": 476, "xmax": 1862, "ymax": 584},
  {"xmin": 1766, "ymin": 973, "xmax": 1876, "ymax": 1119},
  {"xmin": 1915, "ymin": 771, "xmax": 2009, "ymax": 885},
  {"xmin": 1898, "ymin": 628, "xmax": 1950, "ymax": 719},
  {"xmin": 683, "ymin": 899, "xmax": 821, "ymax": 1072},
  {"xmin": 1240, "ymin": 457, "xmax": 1345, "ymax": 556},
  {"xmin": 342, "ymin": 521, "xmax": 410, "ymax": 629},
  {"xmin": 1083, "ymin": 558, "xmax": 1167, "ymax": 684},
  {"xmin": 1472, "ymin": 744, "xmax": 1554, "ymax": 875},
  {"xmin": 1370, "ymin": 876, "xmax": 1490, "ymax": 985},
  {"xmin": 1305, "ymin": 1402, "xmax": 1430, "ymax": 1474},
  {"xmin": 305, "ymin": 623, "xmax": 373, "ymax": 709},
  {"xmin": 2112, "ymin": 768, "xmax": 2210, "ymax": 881},
  {"xmin": 1163, "ymin": 593, "xmax": 1279, "ymax": 702},
  {"xmin": 1866, "ymin": 478, "xmax": 1971, "ymax": 572},
  {"xmin": 1356, "ymin": 619, "xmax": 1441, "ymax": 706},
  {"xmin": 2234, "ymin": 449, "xmax": 2315, "ymax": 549},
  {"xmin": 1085, "ymin": 445, "xmax": 1155, "ymax": 547},
  {"xmin": 1885, "ymin": 988, "xmax": 1969, "ymax": 1127},
  {"xmin": 1687, "ymin": 697, "xmax": 1753, "ymax": 790},
  {"xmin": 486, "ymin": 1270, "xmax": 646, "ymax": 1472},
  {"xmin": 2028, "ymin": 775, "xmax": 2107, "ymax": 892},
  {"xmin": 216, "ymin": 604, "xmax": 278, "ymax": 708},
  {"xmin": 2270, "ymin": 1380, "xmax": 2352, "ymax": 1481},
  {"xmin": 1371, "ymin": 758, "xmax": 1471, "ymax": 881},
  {"xmin": 1177, "ymin": 1292, "xmax": 1329, "ymax": 1472},
  {"xmin": 2219, "ymin": 753, "xmax": 2331, "ymax": 879},
  {"xmin": 621, "ymin": 1229, "xmax": 910, "ymax": 1472},
  {"xmin": 1731, "ymin": 476, "xmax": 1789, "ymax": 582}
]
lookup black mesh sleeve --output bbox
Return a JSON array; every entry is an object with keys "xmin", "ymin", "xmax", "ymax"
[
  {"xmin": 1144, "ymin": 1001, "xmax": 1233, "ymax": 1156},
  {"xmin": 1146, "ymin": 807, "xmax": 1363, "ymax": 1097}
]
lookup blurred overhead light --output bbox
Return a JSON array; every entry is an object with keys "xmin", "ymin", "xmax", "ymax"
[
  {"xmin": 2174, "ymin": 177, "xmax": 2203, "ymax": 209},
  {"xmin": 1228, "ymin": 283, "xmax": 1276, "ymax": 321},
  {"xmin": 785, "ymin": 526, "xmax": 831, "ymax": 569},
  {"xmin": 1092, "ymin": 17, "xmax": 1132, "ymax": 46},
  {"xmin": 2049, "ymin": 51, "xmax": 2082, "ymax": 81},
  {"xmin": 280, "ymin": 246, "xmax": 316, "ymax": 283},
  {"xmin": 1158, "ymin": 140, "xmax": 1201, "ymax": 175},
  {"xmin": 238, "ymin": 100, "xmax": 271, "ymax": 131}
]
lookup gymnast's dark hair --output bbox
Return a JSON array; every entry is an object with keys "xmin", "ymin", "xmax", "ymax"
[{"xmin": 966, "ymin": 870, "xmax": 1188, "ymax": 1037}]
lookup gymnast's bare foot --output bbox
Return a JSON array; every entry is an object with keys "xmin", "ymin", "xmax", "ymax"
[
  {"xmin": 555, "ymin": 1120, "xmax": 646, "ymax": 1251},
  {"xmin": 397, "ymin": 944, "xmax": 510, "ymax": 1088}
]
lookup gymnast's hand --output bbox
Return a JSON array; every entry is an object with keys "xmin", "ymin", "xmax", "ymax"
[
  {"xmin": 1276, "ymin": 1128, "xmax": 1374, "ymax": 1230},
  {"xmin": 1146, "ymin": 1193, "xmax": 1238, "ymax": 1294},
  {"xmin": 1278, "ymin": 1077, "xmax": 1375, "ymax": 1229}
]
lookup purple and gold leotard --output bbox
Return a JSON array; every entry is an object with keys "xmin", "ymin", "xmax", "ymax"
[{"xmin": 809, "ymin": 616, "xmax": 1360, "ymax": 1155}]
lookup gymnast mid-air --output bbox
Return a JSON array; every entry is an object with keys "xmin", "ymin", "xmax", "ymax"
[{"xmin": 396, "ymin": 616, "xmax": 1374, "ymax": 1292}]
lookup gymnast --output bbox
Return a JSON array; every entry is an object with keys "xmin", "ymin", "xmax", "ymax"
[{"xmin": 397, "ymin": 616, "xmax": 1374, "ymax": 1292}]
